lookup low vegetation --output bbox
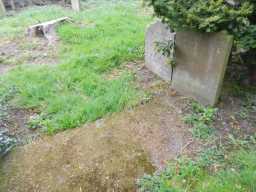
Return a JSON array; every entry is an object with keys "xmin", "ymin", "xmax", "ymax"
[
  {"xmin": 138, "ymin": 87, "xmax": 256, "ymax": 192},
  {"xmin": 184, "ymin": 102, "xmax": 217, "ymax": 140},
  {"xmin": 0, "ymin": 1, "xmax": 151, "ymax": 133},
  {"xmin": 138, "ymin": 135, "xmax": 256, "ymax": 192}
]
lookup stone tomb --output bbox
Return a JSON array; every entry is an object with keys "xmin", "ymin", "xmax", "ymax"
[{"xmin": 145, "ymin": 21, "xmax": 233, "ymax": 106}]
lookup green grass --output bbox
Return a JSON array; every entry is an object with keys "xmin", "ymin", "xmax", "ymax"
[
  {"xmin": 0, "ymin": 6, "xmax": 74, "ymax": 38},
  {"xmin": 183, "ymin": 101, "xmax": 217, "ymax": 140},
  {"xmin": 0, "ymin": 0, "xmax": 145, "ymax": 38},
  {"xmin": 138, "ymin": 137, "xmax": 256, "ymax": 192},
  {"xmin": 0, "ymin": 1, "xmax": 151, "ymax": 133}
]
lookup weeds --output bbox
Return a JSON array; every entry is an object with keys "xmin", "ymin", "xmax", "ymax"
[
  {"xmin": 236, "ymin": 93, "xmax": 256, "ymax": 120},
  {"xmin": 184, "ymin": 101, "xmax": 217, "ymax": 140},
  {"xmin": 138, "ymin": 86, "xmax": 256, "ymax": 192},
  {"xmin": 138, "ymin": 135, "xmax": 256, "ymax": 192}
]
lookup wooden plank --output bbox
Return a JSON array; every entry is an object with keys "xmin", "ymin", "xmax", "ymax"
[
  {"xmin": 27, "ymin": 17, "xmax": 71, "ymax": 44},
  {"xmin": 28, "ymin": 17, "xmax": 70, "ymax": 30}
]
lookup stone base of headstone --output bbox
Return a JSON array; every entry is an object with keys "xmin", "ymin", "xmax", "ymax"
[{"xmin": 145, "ymin": 21, "xmax": 233, "ymax": 106}]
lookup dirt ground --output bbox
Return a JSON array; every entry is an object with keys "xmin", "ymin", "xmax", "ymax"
[{"xmin": 0, "ymin": 37, "xmax": 58, "ymax": 75}]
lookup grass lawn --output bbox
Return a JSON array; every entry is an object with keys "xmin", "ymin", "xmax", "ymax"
[{"xmin": 0, "ymin": 1, "xmax": 151, "ymax": 133}]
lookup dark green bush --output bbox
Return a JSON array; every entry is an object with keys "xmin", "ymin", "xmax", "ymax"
[{"xmin": 144, "ymin": 0, "xmax": 256, "ymax": 51}]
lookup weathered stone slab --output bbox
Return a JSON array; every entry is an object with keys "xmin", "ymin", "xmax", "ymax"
[
  {"xmin": 145, "ymin": 21, "xmax": 175, "ymax": 81},
  {"xmin": 71, "ymin": 0, "xmax": 80, "ymax": 12},
  {"xmin": 172, "ymin": 31, "xmax": 233, "ymax": 106},
  {"xmin": 145, "ymin": 21, "xmax": 233, "ymax": 106}
]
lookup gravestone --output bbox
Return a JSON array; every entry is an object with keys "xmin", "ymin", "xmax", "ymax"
[
  {"xmin": 145, "ymin": 21, "xmax": 233, "ymax": 106},
  {"xmin": 145, "ymin": 21, "xmax": 175, "ymax": 81},
  {"xmin": 71, "ymin": 0, "xmax": 80, "ymax": 11},
  {"xmin": 172, "ymin": 31, "xmax": 233, "ymax": 106},
  {"xmin": 0, "ymin": 0, "xmax": 5, "ymax": 16}
]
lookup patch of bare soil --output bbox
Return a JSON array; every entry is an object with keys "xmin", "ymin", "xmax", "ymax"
[
  {"xmin": 0, "ymin": 123, "xmax": 155, "ymax": 192},
  {"xmin": 0, "ymin": 37, "xmax": 58, "ymax": 74},
  {"xmin": 0, "ymin": 64, "xmax": 13, "ymax": 75}
]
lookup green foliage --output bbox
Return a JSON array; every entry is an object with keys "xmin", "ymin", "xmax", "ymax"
[
  {"xmin": 195, "ymin": 149, "xmax": 256, "ymax": 192},
  {"xmin": 0, "ymin": 3, "xmax": 150, "ymax": 133},
  {"xmin": 155, "ymin": 39, "xmax": 176, "ymax": 68},
  {"xmin": 138, "ymin": 137, "xmax": 256, "ymax": 192},
  {"xmin": 144, "ymin": 0, "xmax": 256, "ymax": 51},
  {"xmin": 184, "ymin": 102, "xmax": 217, "ymax": 139},
  {"xmin": 236, "ymin": 24, "xmax": 256, "ymax": 50}
]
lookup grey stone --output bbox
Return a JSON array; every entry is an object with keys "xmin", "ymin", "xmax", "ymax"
[
  {"xmin": 71, "ymin": 0, "xmax": 80, "ymax": 12},
  {"xmin": 145, "ymin": 21, "xmax": 233, "ymax": 106},
  {"xmin": 172, "ymin": 31, "xmax": 233, "ymax": 106},
  {"xmin": 145, "ymin": 21, "xmax": 175, "ymax": 81}
]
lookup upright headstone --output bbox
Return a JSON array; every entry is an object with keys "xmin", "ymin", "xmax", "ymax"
[
  {"xmin": 172, "ymin": 31, "xmax": 233, "ymax": 106},
  {"xmin": 0, "ymin": 0, "xmax": 5, "ymax": 16},
  {"xmin": 145, "ymin": 21, "xmax": 233, "ymax": 106},
  {"xmin": 71, "ymin": 0, "xmax": 80, "ymax": 12},
  {"xmin": 145, "ymin": 21, "xmax": 175, "ymax": 81}
]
